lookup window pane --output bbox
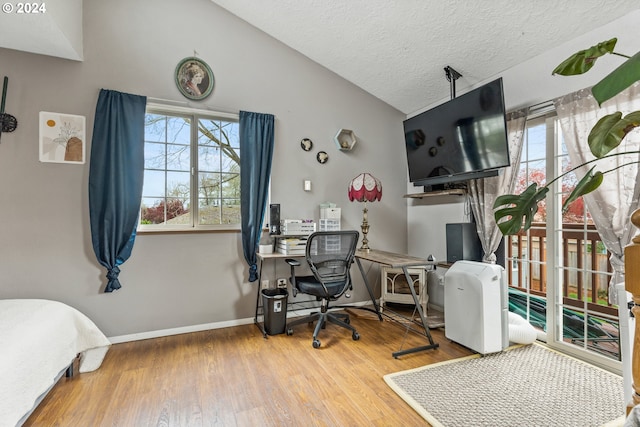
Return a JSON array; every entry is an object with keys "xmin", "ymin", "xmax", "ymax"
[
  {"xmin": 198, "ymin": 199, "xmax": 220, "ymax": 225},
  {"xmin": 221, "ymin": 152, "xmax": 240, "ymax": 172},
  {"xmin": 166, "ymin": 116, "xmax": 191, "ymax": 145},
  {"xmin": 141, "ymin": 197, "xmax": 163, "ymax": 224},
  {"xmin": 527, "ymin": 124, "xmax": 546, "ymax": 161},
  {"xmin": 198, "ymin": 119, "xmax": 221, "ymax": 146},
  {"xmin": 166, "ymin": 143, "xmax": 190, "ymax": 171},
  {"xmin": 144, "ymin": 142, "xmax": 166, "ymax": 169},
  {"xmin": 527, "ymin": 160, "xmax": 546, "ymax": 186},
  {"xmin": 198, "ymin": 146, "xmax": 221, "ymax": 172},
  {"xmin": 222, "ymin": 199, "xmax": 241, "ymax": 225},
  {"xmin": 140, "ymin": 197, "xmax": 187, "ymax": 225},
  {"xmin": 145, "ymin": 114, "xmax": 167, "ymax": 143},
  {"xmin": 562, "ymin": 201, "xmax": 585, "ymax": 223},
  {"xmin": 221, "ymin": 173, "xmax": 240, "ymax": 198},
  {"xmin": 198, "ymin": 172, "xmax": 221, "ymax": 199},
  {"xmin": 164, "ymin": 198, "xmax": 190, "ymax": 225},
  {"xmin": 142, "ymin": 170, "xmax": 165, "ymax": 198},
  {"xmin": 224, "ymin": 122, "xmax": 239, "ymax": 147},
  {"xmin": 166, "ymin": 171, "xmax": 190, "ymax": 199}
]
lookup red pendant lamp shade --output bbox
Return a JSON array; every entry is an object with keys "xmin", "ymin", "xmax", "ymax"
[{"xmin": 348, "ymin": 173, "xmax": 382, "ymax": 203}]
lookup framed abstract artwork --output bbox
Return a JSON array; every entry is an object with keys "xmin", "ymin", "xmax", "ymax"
[{"xmin": 39, "ymin": 111, "xmax": 86, "ymax": 164}]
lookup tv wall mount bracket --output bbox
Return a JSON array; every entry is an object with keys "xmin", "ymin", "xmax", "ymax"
[{"xmin": 444, "ymin": 66, "xmax": 462, "ymax": 99}]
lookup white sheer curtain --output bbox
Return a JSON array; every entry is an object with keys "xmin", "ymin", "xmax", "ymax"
[
  {"xmin": 469, "ymin": 108, "xmax": 528, "ymax": 263},
  {"xmin": 553, "ymin": 81, "xmax": 640, "ymax": 304}
]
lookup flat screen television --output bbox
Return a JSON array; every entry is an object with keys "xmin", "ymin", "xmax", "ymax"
[{"xmin": 403, "ymin": 78, "xmax": 510, "ymax": 189}]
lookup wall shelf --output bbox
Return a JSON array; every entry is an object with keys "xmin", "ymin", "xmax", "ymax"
[
  {"xmin": 334, "ymin": 129, "xmax": 357, "ymax": 151},
  {"xmin": 404, "ymin": 189, "xmax": 466, "ymax": 199}
]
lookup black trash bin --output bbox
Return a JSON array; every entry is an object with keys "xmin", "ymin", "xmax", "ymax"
[{"xmin": 262, "ymin": 288, "xmax": 288, "ymax": 335}]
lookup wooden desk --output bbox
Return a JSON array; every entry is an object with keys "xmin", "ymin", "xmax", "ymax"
[{"xmin": 355, "ymin": 249, "xmax": 440, "ymax": 358}]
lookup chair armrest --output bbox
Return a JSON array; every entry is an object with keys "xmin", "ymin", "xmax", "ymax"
[{"xmin": 285, "ymin": 258, "xmax": 301, "ymax": 267}]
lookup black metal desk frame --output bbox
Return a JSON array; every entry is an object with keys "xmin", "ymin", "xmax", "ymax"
[
  {"xmin": 254, "ymin": 249, "xmax": 439, "ymax": 358},
  {"xmin": 354, "ymin": 249, "xmax": 439, "ymax": 358},
  {"xmin": 254, "ymin": 250, "xmax": 383, "ymax": 338}
]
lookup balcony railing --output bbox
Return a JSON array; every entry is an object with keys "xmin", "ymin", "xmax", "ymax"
[
  {"xmin": 507, "ymin": 222, "xmax": 614, "ymax": 313},
  {"xmin": 507, "ymin": 222, "xmax": 619, "ymax": 359}
]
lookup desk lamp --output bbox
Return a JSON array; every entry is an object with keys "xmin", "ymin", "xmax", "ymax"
[{"xmin": 348, "ymin": 173, "xmax": 382, "ymax": 252}]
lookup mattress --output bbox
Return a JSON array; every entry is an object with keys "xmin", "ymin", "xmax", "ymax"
[{"xmin": 0, "ymin": 299, "xmax": 111, "ymax": 427}]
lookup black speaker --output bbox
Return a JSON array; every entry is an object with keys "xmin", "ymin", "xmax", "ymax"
[
  {"xmin": 269, "ymin": 204, "xmax": 280, "ymax": 235},
  {"xmin": 446, "ymin": 222, "xmax": 482, "ymax": 263}
]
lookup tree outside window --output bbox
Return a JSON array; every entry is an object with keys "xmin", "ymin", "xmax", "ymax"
[{"xmin": 139, "ymin": 108, "xmax": 240, "ymax": 230}]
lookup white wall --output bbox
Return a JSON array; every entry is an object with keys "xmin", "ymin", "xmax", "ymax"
[
  {"xmin": 0, "ymin": 0, "xmax": 406, "ymax": 338},
  {"xmin": 407, "ymin": 10, "xmax": 640, "ymax": 265}
]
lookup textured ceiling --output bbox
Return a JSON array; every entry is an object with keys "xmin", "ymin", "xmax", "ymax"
[
  {"xmin": 210, "ymin": 0, "xmax": 640, "ymax": 114},
  {"xmin": 2, "ymin": 1, "xmax": 638, "ymax": 114}
]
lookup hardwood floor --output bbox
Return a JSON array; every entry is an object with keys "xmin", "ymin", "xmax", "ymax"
[{"xmin": 24, "ymin": 308, "xmax": 472, "ymax": 426}]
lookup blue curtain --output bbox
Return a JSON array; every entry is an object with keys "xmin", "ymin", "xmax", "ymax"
[
  {"xmin": 89, "ymin": 89, "xmax": 147, "ymax": 292},
  {"xmin": 240, "ymin": 111, "xmax": 275, "ymax": 282}
]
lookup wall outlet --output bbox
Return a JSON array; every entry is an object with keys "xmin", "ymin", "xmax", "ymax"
[
  {"xmin": 277, "ymin": 278, "xmax": 287, "ymax": 288},
  {"xmin": 261, "ymin": 279, "xmax": 269, "ymax": 289}
]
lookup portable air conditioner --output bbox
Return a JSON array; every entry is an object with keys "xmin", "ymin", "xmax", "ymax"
[{"xmin": 444, "ymin": 260, "xmax": 508, "ymax": 354}]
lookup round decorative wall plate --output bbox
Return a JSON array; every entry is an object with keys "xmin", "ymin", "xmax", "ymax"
[
  {"xmin": 175, "ymin": 57, "xmax": 214, "ymax": 101},
  {"xmin": 300, "ymin": 138, "xmax": 313, "ymax": 151},
  {"xmin": 316, "ymin": 151, "xmax": 328, "ymax": 164}
]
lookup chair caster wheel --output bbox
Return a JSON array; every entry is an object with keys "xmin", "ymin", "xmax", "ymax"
[
  {"xmin": 286, "ymin": 328, "xmax": 293, "ymax": 336},
  {"xmin": 312, "ymin": 339, "xmax": 321, "ymax": 348},
  {"xmin": 352, "ymin": 332, "xmax": 360, "ymax": 341}
]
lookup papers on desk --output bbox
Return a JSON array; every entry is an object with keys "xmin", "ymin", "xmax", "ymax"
[
  {"xmin": 280, "ymin": 219, "xmax": 316, "ymax": 235},
  {"xmin": 277, "ymin": 237, "xmax": 308, "ymax": 255}
]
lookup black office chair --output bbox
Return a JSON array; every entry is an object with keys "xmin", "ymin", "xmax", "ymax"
[{"xmin": 285, "ymin": 230, "xmax": 360, "ymax": 348}]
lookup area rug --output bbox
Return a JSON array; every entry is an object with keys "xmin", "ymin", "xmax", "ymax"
[{"xmin": 384, "ymin": 343, "xmax": 625, "ymax": 427}]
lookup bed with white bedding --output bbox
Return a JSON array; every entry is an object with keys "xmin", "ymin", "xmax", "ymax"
[{"xmin": 0, "ymin": 299, "xmax": 111, "ymax": 427}]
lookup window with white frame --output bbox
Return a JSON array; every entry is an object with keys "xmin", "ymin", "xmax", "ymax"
[{"xmin": 139, "ymin": 105, "xmax": 240, "ymax": 231}]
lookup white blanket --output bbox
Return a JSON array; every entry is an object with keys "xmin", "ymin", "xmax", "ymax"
[{"xmin": 0, "ymin": 299, "xmax": 111, "ymax": 427}]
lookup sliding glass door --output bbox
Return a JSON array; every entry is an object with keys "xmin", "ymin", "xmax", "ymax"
[
  {"xmin": 507, "ymin": 115, "xmax": 549, "ymax": 340},
  {"xmin": 506, "ymin": 110, "xmax": 621, "ymax": 371}
]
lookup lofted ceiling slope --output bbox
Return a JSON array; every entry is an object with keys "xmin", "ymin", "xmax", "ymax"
[
  {"xmin": 209, "ymin": 1, "xmax": 640, "ymax": 115},
  {"xmin": 1, "ymin": 2, "xmax": 638, "ymax": 114}
]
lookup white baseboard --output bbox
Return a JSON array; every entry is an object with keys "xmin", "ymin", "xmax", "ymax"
[
  {"xmin": 108, "ymin": 317, "xmax": 255, "ymax": 344},
  {"xmin": 108, "ymin": 300, "xmax": 375, "ymax": 344}
]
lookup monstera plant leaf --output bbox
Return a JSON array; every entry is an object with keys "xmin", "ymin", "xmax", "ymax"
[
  {"xmin": 592, "ymin": 51, "xmax": 640, "ymax": 105},
  {"xmin": 588, "ymin": 111, "xmax": 640, "ymax": 157},
  {"xmin": 562, "ymin": 166, "xmax": 603, "ymax": 212},
  {"xmin": 493, "ymin": 183, "xmax": 549, "ymax": 235},
  {"xmin": 552, "ymin": 38, "xmax": 617, "ymax": 76},
  {"xmin": 493, "ymin": 37, "xmax": 640, "ymax": 236}
]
